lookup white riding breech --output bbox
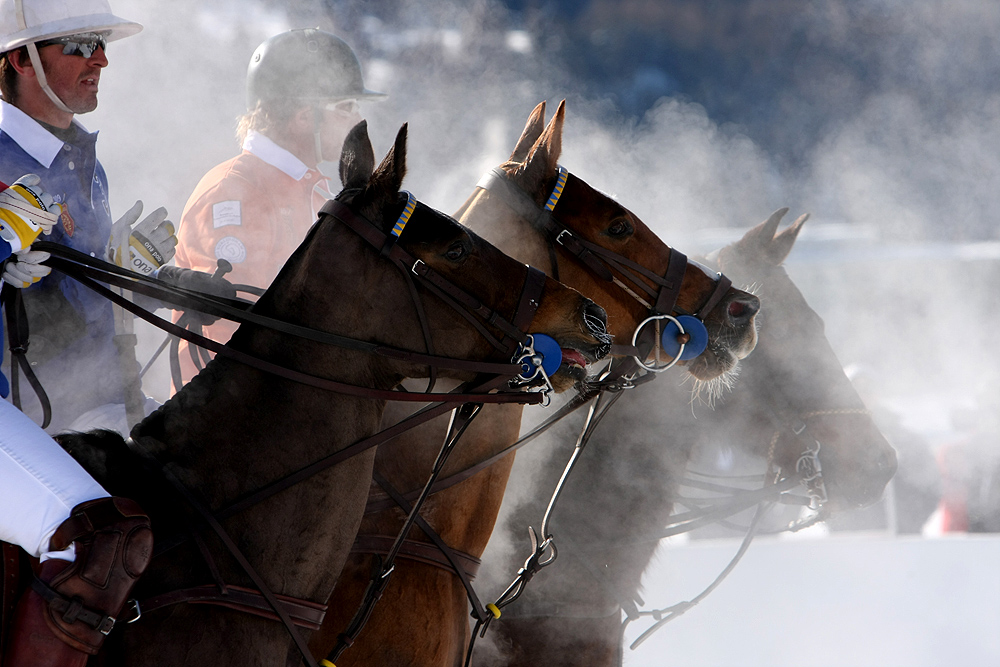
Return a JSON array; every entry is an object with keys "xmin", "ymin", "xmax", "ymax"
[{"xmin": 0, "ymin": 400, "xmax": 109, "ymax": 561}]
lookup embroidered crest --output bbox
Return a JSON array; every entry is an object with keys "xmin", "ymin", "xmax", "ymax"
[{"xmin": 58, "ymin": 202, "xmax": 75, "ymax": 237}]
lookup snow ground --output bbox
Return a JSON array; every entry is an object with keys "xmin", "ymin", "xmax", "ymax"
[{"xmin": 623, "ymin": 532, "xmax": 1000, "ymax": 667}]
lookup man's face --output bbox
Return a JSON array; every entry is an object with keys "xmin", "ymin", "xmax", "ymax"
[
  {"xmin": 318, "ymin": 99, "xmax": 363, "ymax": 162},
  {"xmin": 36, "ymin": 40, "xmax": 108, "ymax": 114}
]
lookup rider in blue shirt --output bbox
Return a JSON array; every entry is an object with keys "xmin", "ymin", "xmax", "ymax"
[{"xmin": 0, "ymin": 101, "xmax": 128, "ymax": 429}]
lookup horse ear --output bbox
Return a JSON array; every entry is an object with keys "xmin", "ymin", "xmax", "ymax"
[
  {"xmin": 508, "ymin": 101, "xmax": 547, "ymax": 163},
  {"xmin": 364, "ymin": 124, "xmax": 408, "ymax": 228},
  {"xmin": 372, "ymin": 123, "xmax": 408, "ymax": 191},
  {"xmin": 732, "ymin": 208, "xmax": 809, "ymax": 267},
  {"xmin": 767, "ymin": 213, "xmax": 809, "ymax": 266},
  {"xmin": 513, "ymin": 99, "xmax": 564, "ymax": 197},
  {"xmin": 733, "ymin": 208, "xmax": 787, "ymax": 256},
  {"xmin": 340, "ymin": 120, "xmax": 376, "ymax": 190}
]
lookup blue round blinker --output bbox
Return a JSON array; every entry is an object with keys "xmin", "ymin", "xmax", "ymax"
[
  {"xmin": 660, "ymin": 315, "xmax": 709, "ymax": 360},
  {"xmin": 520, "ymin": 333, "xmax": 563, "ymax": 378}
]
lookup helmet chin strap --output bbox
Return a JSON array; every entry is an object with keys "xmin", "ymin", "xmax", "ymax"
[
  {"xmin": 25, "ymin": 42, "xmax": 75, "ymax": 115},
  {"xmin": 14, "ymin": 0, "xmax": 74, "ymax": 115},
  {"xmin": 311, "ymin": 106, "xmax": 324, "ymax": 167}
]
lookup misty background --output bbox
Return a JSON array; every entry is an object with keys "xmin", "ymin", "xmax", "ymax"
[{"xmin": 81, "ymin": 0, "xmax": 1000, "ymax": 664}]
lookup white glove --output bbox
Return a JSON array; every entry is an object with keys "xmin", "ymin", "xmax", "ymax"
[
  {"xmin": 107, "ymin": 201, "xmax": 177, "ymax": 275},
  {"xmin": 0, "ymin": 174, "xmax": 59, "ymax": 252},
  {"xmin": 1, "ymin": 249, "xmax": 51, "ymax": 288}
]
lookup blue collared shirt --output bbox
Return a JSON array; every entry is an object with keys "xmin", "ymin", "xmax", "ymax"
[{"xmin": 0, "ymin": 100, "xmax": 122, "ymax": 429}]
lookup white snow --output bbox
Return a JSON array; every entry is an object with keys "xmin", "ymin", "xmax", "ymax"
[{"xmin": 624, "ymin": 533, "xmax": 1000, "ymax": 667}]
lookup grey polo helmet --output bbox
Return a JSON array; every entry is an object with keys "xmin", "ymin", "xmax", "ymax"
[{"xmin": 246, "ymin": 28, "xmax": 386, "ymax": 110}]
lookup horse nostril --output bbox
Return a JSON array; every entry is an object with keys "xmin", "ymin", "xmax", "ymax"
[
  {"xmin": 583, "ymin": 301, "xmax": 608, "ymax": 332},
  {"xmin": 729, "ymin": 295, "xmax": 760, "ymax": 321}
]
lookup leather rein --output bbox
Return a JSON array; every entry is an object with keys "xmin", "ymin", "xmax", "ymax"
[{"xmin": 16, "ymin": 194, "xmax": 570, "ymax": 667}]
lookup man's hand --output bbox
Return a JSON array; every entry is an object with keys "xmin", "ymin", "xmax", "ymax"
[
  {"xmin": 107, "ymin": 201, "xmax": 177, "ymax": 275},
  {"xmin": 0, "ymin": 174, "xmax": 59, "ymax": 252},
  {"xmin": 1, "ymin": 249, "xmax": 51, "ymax": 288},
  {"xmin": 155, "ymin": 265, "xmax": 237, "ymax": 326}
]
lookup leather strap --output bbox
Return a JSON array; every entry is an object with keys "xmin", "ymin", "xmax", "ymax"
[
  {"xmin": 363, "ymin": 387, "xmax": 602, "ymax": 515},
  {"xmin": 28, "ymin": 577, "xmax": 115, "ymax": 635},
  {"xmin": 477, "ymin": 169, "xmax": 614, "ymax": 282},
  {"xmin": 653, "ymin": 248, "xmax": 688, "ymax": 315},
  {"xmin": 1, "ymin": 284, "xmax": 51, "ymax": 428},
  {"xmin": 57, "ymin": 270, "xmax": 541, "ymax": 406},
  {"xmin": 212, "ymin": 374, "xmax": 515, "ymax": 523},
  {"xmin": 320, "ymin": 198, "xmax": 536, "ymax": 355},
  {"xmin": 139, "ymin": 584, "xmax": 327, "ymax": 631},
  {"xmin": 35, "ymin": 241, "xmax": 527, "ymax": 379},
  {"xmin": 1, "ymin": 541, "xmax": 23, "ymax": 657},
  {"xmin": 350, "ymin": 535, "xmax": 481, "ymax": 580},
  {"xmin": 123, "ymin": 436, "xmax": 320, "ymax": 667}
]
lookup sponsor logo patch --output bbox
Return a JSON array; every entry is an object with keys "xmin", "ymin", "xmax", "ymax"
[
  {"xmin": 212, "ymin": 200, "xmax": 242, "ymax": 228},
  {"xmin": 214, "ymin": 235, "xmax": 247, "ymax": 264}
]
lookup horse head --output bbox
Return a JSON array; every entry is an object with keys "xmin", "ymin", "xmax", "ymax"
[
  {"xmin": 457, "ymin": 100, "xmax": 760, "ymax": 387},
  {"xmin": 325, "ymin": 120, "xmax": 610, "ymax": 392},
  {"xmin": 713, "ymin": 209, "xmax": 897, "ymax": 511}
]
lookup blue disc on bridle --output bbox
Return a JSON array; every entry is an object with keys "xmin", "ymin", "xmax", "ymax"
[
  {"xmin": 520, "ymin": 333, "xmax": 563, "ymax": 378},
  {"xmin": 660, "ymin": 315, "xmax": 709, "ymax": 360}
]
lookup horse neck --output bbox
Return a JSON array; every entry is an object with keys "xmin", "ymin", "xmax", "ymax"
[
  {"xmin": 137, "ymin": 224, "xmax": 416, "ymax": 510},
  {"xmin": 459, "ymin": 190, "xmax": 553, "ymax": 273}
]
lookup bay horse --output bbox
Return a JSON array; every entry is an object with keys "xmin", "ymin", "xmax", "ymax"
[
  {"xmin": 49, "ymin": 120, "xmax": 611, "ymax": 666},
  {"xmin": 307, "ymin": 101, "xmax": 762, "ymax": 665},
  {"xmin": 480, "ymin": 210, "xmax": 898, "ymax": 666}
]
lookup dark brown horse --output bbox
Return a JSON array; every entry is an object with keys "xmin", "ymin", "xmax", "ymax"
[
  {"xmin": 307, "ymin": 101, "xmax": 761, "ymax": 665},
  {"xmin": 55, "ymin": 121, "xmax": 611, "ymax": 666},
  {"xmin": 480, "ymin": 210, "xmax": 898, "ymax": 666}
]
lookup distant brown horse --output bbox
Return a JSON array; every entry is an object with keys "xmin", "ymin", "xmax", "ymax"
[
  {"xmin": 52, "ymin": 121, "xmax": 611, "ymax": 667},
  {"xmin": 481, "ymin": 211, "xmax": 898, "ymax": 666},
  {"xmin": 308, "ymin": 101, "xmax": 761, "ymax": 665}
]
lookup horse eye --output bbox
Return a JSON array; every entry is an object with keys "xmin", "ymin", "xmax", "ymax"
[
  {"xmin": 607, "ymin": 217, "xmax": 633, "ymax": 238},
  {"xmin": 444, "ymin": 242, "xmax": 467, "ymax": 262}
]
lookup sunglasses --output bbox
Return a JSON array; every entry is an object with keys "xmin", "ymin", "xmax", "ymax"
[
  {"xmin": 325, "ymin": 99, "xmax": 360, "ymax": 117},
  {"xmin": 38, "ymin": 32, "xmax": 108, "ymax": 59}
]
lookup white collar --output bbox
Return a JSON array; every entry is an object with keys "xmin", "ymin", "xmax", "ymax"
[
  {"xmin": 242, "ymin": 130, "xmax": 312, "ymax": 181},
  {"xmin": 0, "ymin": 99, "xmax": 90, "ymax": 169}
]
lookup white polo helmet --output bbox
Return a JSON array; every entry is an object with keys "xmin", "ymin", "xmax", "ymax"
[{"xmin": 0, "ymin": 0, "xmax": 141, "ymax": 53}]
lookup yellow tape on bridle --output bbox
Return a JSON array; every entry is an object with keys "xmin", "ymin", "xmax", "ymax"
[
  {"xmin": 543, "ymin": 166, "xmax": 568, "ymax": 212},
  {"xmin": 391, "ymin": 191, "xmax": 417, "ymax": 238}
]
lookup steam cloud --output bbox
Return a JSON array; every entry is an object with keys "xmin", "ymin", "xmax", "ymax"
[{"xmin": 68, "ymin": 0, "xmax": 999, "ymax": 664}]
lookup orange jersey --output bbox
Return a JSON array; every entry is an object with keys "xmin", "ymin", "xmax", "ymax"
[{"xmin": 172, "ymin": 132, "xmax": 329, "ymax": 391}]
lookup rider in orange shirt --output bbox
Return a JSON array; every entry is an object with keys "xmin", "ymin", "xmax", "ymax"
[{"xmin": 172, "ymin": 28, "xmax": 384, "ymax": 391}]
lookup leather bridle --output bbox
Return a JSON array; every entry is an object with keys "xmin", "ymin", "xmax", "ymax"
[{"xmin": 476, "ymin": 166, "xmax": 733, "ymax": 373}]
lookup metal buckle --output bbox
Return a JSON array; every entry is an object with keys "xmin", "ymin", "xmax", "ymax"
[
  {"xmin": 555, "ymin": 229, "xmax": 573, "ymax": 246},
  {"xmin": 98, "ymin": 614, "xmax": 116, "ymax": 635},
  {"xmin": 411, "ymin": 259, "xmax": 426, "ymax": 276},
  {"xmin": 124, "ymin": 598, "xmax": 142, "ymax": 624}
]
